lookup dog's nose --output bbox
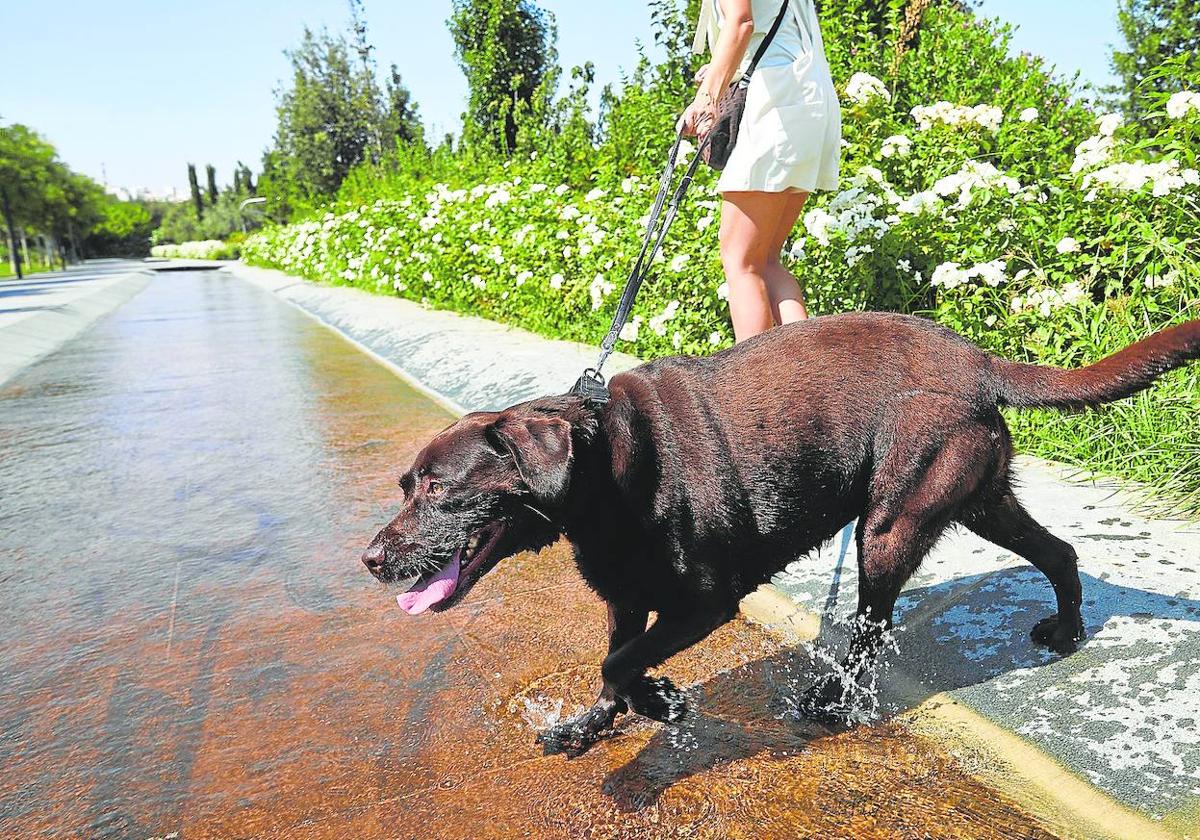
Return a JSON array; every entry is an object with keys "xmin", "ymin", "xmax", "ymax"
[{"xmin": 362, "ymin": 543, "xmax": 386, "ymax": 575}]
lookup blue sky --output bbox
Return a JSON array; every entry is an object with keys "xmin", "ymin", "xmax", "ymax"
[{"xmin": 0, "ymin": 1, "xmax": 1120, "ymax": 198}]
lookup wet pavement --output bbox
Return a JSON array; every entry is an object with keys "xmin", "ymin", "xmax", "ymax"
[{"xmin": 1, "ymin": 271, "xmax": 1054, "ymax": 838}]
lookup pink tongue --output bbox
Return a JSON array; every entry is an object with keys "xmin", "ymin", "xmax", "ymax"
[{"xmin": 396, "ymin": 552, "xmax": 461, "ymax": 615}]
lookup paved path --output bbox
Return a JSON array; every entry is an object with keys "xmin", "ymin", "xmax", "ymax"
[
  {"xmin": 0, "ymin": 260, "xmax": 153, "ymax": 386},
  {"xmin": 224, "ymin": 261, "xmax": 1199, "ymax": 837}
]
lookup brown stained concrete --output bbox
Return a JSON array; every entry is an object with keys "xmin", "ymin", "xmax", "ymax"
[{"xmin": 0, "ymin": 271, "xmax": 1057, "ymax": 839}]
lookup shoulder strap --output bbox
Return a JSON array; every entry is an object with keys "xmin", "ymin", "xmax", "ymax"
[{"xmin": 741, "ymin": 0, "xmax": 792, "ymax": 82}]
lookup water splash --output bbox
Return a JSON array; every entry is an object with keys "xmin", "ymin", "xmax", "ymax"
[{"xmin": 781, "ymin": 611, "xmax": 902, "ymax": 726}]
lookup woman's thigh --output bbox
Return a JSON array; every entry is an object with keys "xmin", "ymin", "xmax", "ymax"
[
  {"xmin": 767, "ymin": 190, "xmax": 809, "ymax": 260},
  {"xmin": 719, "ymin": 190, "xmax": 797, "ymax": 269}
]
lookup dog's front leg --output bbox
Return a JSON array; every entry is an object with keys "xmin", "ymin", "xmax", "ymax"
[
  {"xmin": 602, "ymin": 605, "xmax": 735, "ymax": 725},
  {"xmin": 537, "ymin": 603, "xmax": 648, "ymax": 757}
]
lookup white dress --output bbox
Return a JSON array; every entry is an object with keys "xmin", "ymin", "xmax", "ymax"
[{"xmin": 693, "ymin": 0, "xmax": 841, "ymax": 194}]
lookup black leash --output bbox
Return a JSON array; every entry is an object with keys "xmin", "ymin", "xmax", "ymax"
[{"xmin": 569, "ymin": 132, "xmax": 705, "ymax": 405}]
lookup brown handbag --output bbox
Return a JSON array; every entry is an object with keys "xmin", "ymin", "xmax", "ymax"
[{"xmin": 700, "ymin": 0, "xmax": 792, "ymax": 171}]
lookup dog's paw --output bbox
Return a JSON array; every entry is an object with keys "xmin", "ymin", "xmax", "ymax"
[
  {"xmin": 536, "ymin": 721, "xmax": 598, "ymax": 758},
  {"xmin": 624, "ymin": 676, "xmax": 688, "ymax": 724},
  {"xmin": 1031, "ymin": 613, "xmax": 1085, "ymax": 654},
  {"xmin": 535, "ymin": 701, "xmax": 623, "ymax": 758},
  {"xmin": 798, "ymin": 675, "xmax": 854, "ymax": 723}
]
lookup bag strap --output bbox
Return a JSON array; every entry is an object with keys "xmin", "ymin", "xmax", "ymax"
[{"xmin": 740, "ymin": 0, "xmax": 792, "ymax": 83}]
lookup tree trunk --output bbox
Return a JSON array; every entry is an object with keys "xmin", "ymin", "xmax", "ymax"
[
  {"xmin": 20, "ymin": 229, "xmax": 30, "ymax": 270},
  {"xmin": 1, "ymin": 186, "xmax": 22, "ymax": 279}
]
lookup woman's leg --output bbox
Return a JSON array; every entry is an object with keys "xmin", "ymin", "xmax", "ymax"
[
  {"xmin": 763, "ymin": 190, "xmax": 810, "ymax": 324},
  {"xmin": 719, "ymin": 190, "xmax": 797, "ymax": 342}
]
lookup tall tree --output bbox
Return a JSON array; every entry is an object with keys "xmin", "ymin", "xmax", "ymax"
[
  {"xmin": 0, "ymin": 124, "xmax": 63, "ymax": 278},
  {"xmin": 187, "ymin": 163, "xmax": 204, "ymax": 220},
  {"xmin": 1111, "ymin": 0, "xmax": 1200, "ymax": 119},
  {"xmin": 448, "ymin": 0, "xmax": 556, "ymax": 153},
  {"xmin": 381, "ymin": 65, "xmax": 425, "ymax": 148},
  {"xmin": 264, "ymin": 27, "xmax": 380, "ymax": 205},
  {"xmin": 205, "ymin": 164, "xmax": 219, "ymax": 206}
]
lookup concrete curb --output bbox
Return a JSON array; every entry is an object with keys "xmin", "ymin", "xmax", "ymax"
[{"xmin": 0, "ymin": 264, "xmax": 153, "ymax": 388}]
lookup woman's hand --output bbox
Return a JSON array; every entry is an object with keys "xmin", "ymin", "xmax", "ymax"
[
  {"xmin": 677, "ymin": 91, "xmax": 718, "ymax": 138},
  {"xmin": 693, "ymin": 63, "xmax": 711, "ymax": 84}
]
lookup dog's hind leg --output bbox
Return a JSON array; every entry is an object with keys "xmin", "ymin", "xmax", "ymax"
[
  {"xmin": 958, "ymin": 481, "xmax": 1084, "ymax": 654},
  {"xmin": 803, "ymin": 399, "xmax": 997, "ymax": 717},
  {"xmin": 537, "ymin": 604, "xmax": 649, "ymax": 757}
]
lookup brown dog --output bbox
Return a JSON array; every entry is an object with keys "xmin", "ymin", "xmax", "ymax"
[{"xmin": 362, "ymin": 312, "xmax": 1200, "ymax": 756}]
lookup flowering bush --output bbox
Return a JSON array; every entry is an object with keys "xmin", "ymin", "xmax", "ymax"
[
  {"xmin": 244, "ymin": 2, "xmax": 1200, "ymax": 513},
  {"xmin": 150, "ymin": 239, "xmax": 238, "ymax": 259}
]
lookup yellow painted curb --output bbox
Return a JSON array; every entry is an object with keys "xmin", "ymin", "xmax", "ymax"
[{"xmin": 738, "ymin": 584, "xmax": 1189, "ymax": 840}]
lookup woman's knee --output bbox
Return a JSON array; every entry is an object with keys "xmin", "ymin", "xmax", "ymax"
[{"xmin": 719, "ymin": 231, "xmax": 767, "ymax": 275}]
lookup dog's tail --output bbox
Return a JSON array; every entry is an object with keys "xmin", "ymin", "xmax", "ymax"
[{"xmin": 991, "ymin": 319, "xmax": 1200, "ymax": 410}]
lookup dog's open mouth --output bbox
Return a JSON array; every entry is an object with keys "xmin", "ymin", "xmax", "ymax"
[{"xmin": 396, "ymin": 522, "xmax": 505, "ymax": 615}]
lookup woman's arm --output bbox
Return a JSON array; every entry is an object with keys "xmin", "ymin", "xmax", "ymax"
[{"xmin": 679, "ymin": 0, "xmax": 756, "ymax": 137}]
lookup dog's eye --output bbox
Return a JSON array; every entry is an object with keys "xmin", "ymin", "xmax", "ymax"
[{"xmin": 427, "ymin": 480, "xmax": 446, "ymax": 496}]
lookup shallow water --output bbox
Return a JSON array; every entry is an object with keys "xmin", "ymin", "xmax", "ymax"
[{"xmin": 0, "ymin": 272, "xmax": 1052, "ymax": 838}]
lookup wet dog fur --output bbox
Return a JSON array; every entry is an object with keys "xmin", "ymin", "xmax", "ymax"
[{"xmin": 362, "ymin": 312, "xmax": 1200, "ymax": 757}]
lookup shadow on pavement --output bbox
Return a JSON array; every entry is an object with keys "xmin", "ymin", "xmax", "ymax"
[{"xmin": 602, "ymin": 567, "xmax": 1200, "ymax": 811}]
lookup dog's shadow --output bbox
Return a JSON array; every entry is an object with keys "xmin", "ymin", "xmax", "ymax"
[{"xmin": 601, "ymin": 566, "xmax": 1200, "ymax": 811}]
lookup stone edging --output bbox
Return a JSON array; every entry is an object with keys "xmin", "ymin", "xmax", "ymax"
[{"xmin": 0, "ymin": 265, "xmax": 153, "ymax": 388}]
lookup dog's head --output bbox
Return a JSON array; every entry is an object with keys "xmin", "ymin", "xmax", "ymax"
[{"xmin": 361, "ymin": 396, "xmax": 596, "ymax": 613}]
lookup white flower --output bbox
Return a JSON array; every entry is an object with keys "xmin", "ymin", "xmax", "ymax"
[
  {"xmin": 1073, "ymin": 134, "xmax": 1113, "ymax": 174},
  {"xmin": 911, "ymin": 101, "xmax": 1002, "ymax": 132},
  {"xmin": 584, "ymin": 187, "xmax": 606, "ymax": 202},
  {"xmin": 896, "ymin": 190, "xmax": 940, "ymax": 216},
  {"xmin": 716, "ymin": 282, "xmax": 729, "ymax": 300},
  {"xmin": 589, "ymin": 273, "xmax": 615, "ymax": 310},
  {"xmin": 560, "ymin": 205, "xmax": 581, "ymax": 220},
  {"xmin": 1097, "ymin": 112, "xmax": 1124, "ymax": 137},
  {"xmin": 649, "ymin": 300, "xmax": 680, "ymax": 336},
  {"xmin": 930, "ymin": 160, "xmax": 1021, "ymax": 209},
  {"xmin": 621, "ymin": 177, "xmax": 638, "ymax": 193},
  {"xmin": 470, "ymin": 274, "xmax": 486, "ymax": 290},
  {"xmin": 966, "ymin": 259, "xmax": 1006, "ymax": 287},
  {"xmin": 676, "ymin": 139, "xmax": 695, "ymax": 161},
  {"xmin": 1166, "ymin": 90, "xmax": 1200, "ymax": 119},
  {"xmin": 549, "ymin": 273, "xmax": 565, "ymax": 289},
  {"xmin": 803, "ymin": 208, "xmax": 834, "ymax": 246},
  {"xmin": 1056, "ymin": 236, "xmax": 1080, "ymax": 254},
  {"xmin": 709, "ymin": 331, "xmax": 723, "ymax": 346},
  {"xmin": 619, "ymin": 316, "xmax": 642, "ymax": 342},
  {"xmin": 669, "ymin": 254, "xmax": 691, "ymax": 272},
  {"xmin": 697, "ymin": 214, "xmax": 714, "ymax": 231},
  {"xmin": 1083, "ymin": 159, "xmax": 1200, "ymax": 196},
  {"xmin": 1018, "ymin": 107, "xmax": 1039, "ymax": 123},
  {"xmin": 553, "ymin": 184, "xmax": 570, "ymax": 196},
  {"xmin": 880, "ymin": 134, "xmax": 912, "ymax": 158},
  {"xmin": 484, "ymin": 188, "xmax": 511, "ymax": 208},
  {"xmin": 845, "ymin": 72, "xmax": 891, "ymax": 104},
  {"xmin": 516, "ymin": 270, "xmax": 532, "ymax": 286},
  {"xmin": 930, "ymin": 261, "xmax": 966, "ymax": 289},
  {"xmin": 672, "ymin": 331, "xmax": 683, "ymax": 350}
]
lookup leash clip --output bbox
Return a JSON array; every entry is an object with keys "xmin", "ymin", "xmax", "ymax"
[{"xmin": 568, "ymin": 367, "xmax": 610, "ymax": 405}]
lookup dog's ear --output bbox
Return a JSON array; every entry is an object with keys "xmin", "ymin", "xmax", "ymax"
[{"xmin": 486, "ymin": 415, "xmax": 573, "ymax": 508}]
